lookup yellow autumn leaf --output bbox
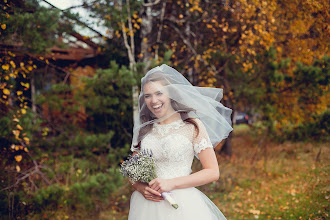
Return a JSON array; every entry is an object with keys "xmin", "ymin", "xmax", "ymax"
[
  {"xmin": 1, "ymin": 24, "xmax": 6, "ymax": 30},
  {"xmin": 24, "ymin": 147, "xmax": 29, "ymax": 152},
  {"xmin": 27, "ymin": 66, "xmax": 33, "ymax": 71},
  {"xmin": 21, "ymin": 109, "xmax": 26, "ymax": 114},
  {"xmin": 20, "ymin": 82, "xmax": 30, "ymax": 88},
  {"xmin": 17, "ymin": 91, "xmax": 23, "ymax": 96},
  {"xmin": 16, "ymin": 165, "xmax": 21, "ymax": 172},
  {"xmin": 15, "ymin": 145, "xmax": 19, "ymax": 151},
  {"xmin": 13, "ymin": 129, "xmax": 20, "ymax": 136},
  {"xmin": 3, "ymin": 88, "xmax": 10, "ymax": 95},
  {"xmin": 8, "ymin": 51, "xmax": 15, "ymax": 57},
  {"xmin": 23, "ymin": 137, "xmax": 30, "ymax": 145},
  {"xmin": 123, "ymin": 27, "xmax": 129, "ymax": 33},
  {"xmin": 17, "ymin": 124, "xmax": 23, "ymax": 130},
  {"xmin": 15, "ymin": 155, "xmax": 22, "ymax": 162},
  {"xmin": 133, "ymin": 23, "xmax": 140, "ymax": 29},
  {"xmin": 10, "ymin": 61, "xmax": 16, "ymax": 68},
  {"xmin": 2, "ymin": 64, "xmax": 9, "ymax": 70}
]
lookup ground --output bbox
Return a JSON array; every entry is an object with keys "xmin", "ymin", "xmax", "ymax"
[{"xmin": 100, "ymin": 124, "xmax": 329, "ymax": 220}]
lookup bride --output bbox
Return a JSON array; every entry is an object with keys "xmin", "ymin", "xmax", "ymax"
[{"xmin": 128, "ymin": 64, "xmax": 233, "ymax": 220}]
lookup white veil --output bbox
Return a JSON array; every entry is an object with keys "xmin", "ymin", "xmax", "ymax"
[{"xmin": 131, "ymin": 64, "xmax": 233, "ymax": 151}]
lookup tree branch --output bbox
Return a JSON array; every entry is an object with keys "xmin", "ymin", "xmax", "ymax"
[
  {"xmin": 142, "ymin": 0, "xmax": 162, "ymax": 7},
  {"xmin": 126, "ymin": 0, "xmax": 135, "ymax": 60},
  {"xmin": 40, "ymin": 0, "xmax": 110, "ymax": 40},
  {"xmin": 155, "ymin": 1, "xmax": 166, "ymax": 60}
]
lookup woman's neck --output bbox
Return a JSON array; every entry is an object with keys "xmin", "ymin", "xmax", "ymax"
[{"xmin": 158, "ymin": 113, "xmax": 181, "ymax": 125}]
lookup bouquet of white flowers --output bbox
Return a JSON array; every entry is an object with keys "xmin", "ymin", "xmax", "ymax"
[{"xmin": 120, "ymin": 150, "xmax": 179, "ymax": 209}]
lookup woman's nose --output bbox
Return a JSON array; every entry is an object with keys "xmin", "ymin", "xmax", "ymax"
[{"xmin": 150, "ymin": 95, "xmax": 158, "ymax": 103}]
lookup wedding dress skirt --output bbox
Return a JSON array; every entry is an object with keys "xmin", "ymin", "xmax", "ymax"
[
  {"xmin": 128, "ymin": 187, "xmax": 226, "ymax": 220},
  {"xmin": 129, "ymin": 119, "xmax": 227, "ymax": 220}
]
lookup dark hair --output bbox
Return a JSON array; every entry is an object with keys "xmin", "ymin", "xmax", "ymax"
[{"xmin": 136, "ymin": 72, "xmax": 199, "ymax": 149}]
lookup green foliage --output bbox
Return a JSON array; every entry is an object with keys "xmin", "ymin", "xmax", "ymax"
[
  {"xmin": 32, "ymin": 169, "xmax": 123, "ymax": 214},
  {"xmin": 291, "ymin": 55, "xmax": 330, "ymax": 103},
  {"xmin": 0, "ymin": 2, "xmax": 67, "ymax": 54},
  {"xmin": 79, "ymin": 61, "xmax": 135, "ymax": 148},
  {"xmin": 33, "ymin": 184, "xmax": 65, "ymax": 210},
  {"xmin": 283, "ymin": 109, "xmax": 330, "ymax": 142},
  {"xmin": 0, "ymin": 60, "xmax": 135, "ymax": 217}
]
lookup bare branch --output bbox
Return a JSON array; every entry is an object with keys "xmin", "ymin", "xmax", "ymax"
[
  {"xmin": 126, "ymin": 0, "xmax": 135, "ymax": 60},
  {"xmin": 40, "ymin": 0, "xmax": 110, "ymax": 40},
  {"xmin": 142, "ymin": 0, "xmax": 162, "ymax": 7},
  {"xmin": 123, "ymin": 127, "xmax": 133, "ymax": 139},
  {"xmin": 1, "ymin": 142, "xmax": 51, "ymax": 192},
  {"xmin": 119, "ymin": 0, "xmax": 136, "ymax": 71},
  {"xmin": 155, "ymin": 1, "xmax": 166, "ymax": 60}
]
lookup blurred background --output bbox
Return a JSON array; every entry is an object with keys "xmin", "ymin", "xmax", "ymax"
[{"xmin": 0, "ymin": 0, "xmax": 329, "ymax": 219}]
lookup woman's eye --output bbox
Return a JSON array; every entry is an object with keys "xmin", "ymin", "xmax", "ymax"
[
  {"xmin": 144, "ymin": 95, "xmax": 150, "ymax": 98},
  {"xmin": 156, "ymin": 92, "xmax": 162, "ymax": 96}
]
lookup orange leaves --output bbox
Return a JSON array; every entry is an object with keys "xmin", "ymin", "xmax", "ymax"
[
  {"xmin": 15, "ymin": 155, "xmax": 22, "ymax": 162},
  {"xmin": 23, "ymin": 137, "xmax": 30, "ymax": 145},
  {"xmin": 13, "ymin": 130, "xmax": 20, "ymax": 140},
  {"xmin": 10, "ymin": 60, "xmax": 16, "ymax": 68},
  {"xmin": 1, "ymin": 24, "xmax": 6, "ymax": 30},
  {"xmin": 188, "ymin": 0, "xmax": 203, "ymax": 13},
  {"xmin": 21, "ymin": 82, "xmax": 30, "ymax": 89},
  {"xmin": 2, "ymin": 64, "xmax": 9, "ymax": 70},
  {"xmin": 3, "ymin": 88, "xmax": 10, "ymax": 95},
  {"xmin": 104, "ymin": 14, "xmax": 111, "ymax": 20}
]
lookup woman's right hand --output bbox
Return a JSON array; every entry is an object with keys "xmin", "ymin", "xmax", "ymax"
[{"xmin": 133, "ymin": 181, "xmax": 164, "ymax": 202}]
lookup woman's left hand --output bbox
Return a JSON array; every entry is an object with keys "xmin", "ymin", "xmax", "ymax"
[{"xmin": 149, "ymin": 178, "xmax": 175, "ymax": 193}]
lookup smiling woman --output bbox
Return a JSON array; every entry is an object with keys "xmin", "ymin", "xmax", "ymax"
[
  {"xmin": 143, "ymin": 81, "xmax": 176, "ymax": 123},
  {"xmin": 126, "ymin": 64, "xmax": 233, "ymax": 220}
]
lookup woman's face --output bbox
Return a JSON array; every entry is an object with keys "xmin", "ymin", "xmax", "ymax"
[{"xmin": 143, "ymin": 81, "xmax": 175, "ymax": 119}]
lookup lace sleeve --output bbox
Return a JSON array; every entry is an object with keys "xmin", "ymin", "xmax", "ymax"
[{"xmin": 193, "ymin": 118, "xmax": 213, "ymax": 155}]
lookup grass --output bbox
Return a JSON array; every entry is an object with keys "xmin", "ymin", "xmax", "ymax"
[
  {"xmin": 101, "ymin": 124, "xmax": 329, "ymax": 220},
  {"xmin": 207, "ymin": 125, "xmax": 329, "ymax": 220}
]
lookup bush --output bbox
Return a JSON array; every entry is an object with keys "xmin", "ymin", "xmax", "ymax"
[{"xmin": 284, "ymin": 109, "xmax": 330, "ymax": 141}]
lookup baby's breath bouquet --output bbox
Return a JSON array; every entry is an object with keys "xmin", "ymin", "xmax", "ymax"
[{"xmin": 120, "ymin": 150, "xmax": 178, "ymax": 209}]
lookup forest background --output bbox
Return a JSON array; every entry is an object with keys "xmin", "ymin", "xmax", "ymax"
[{"xmin": 0, "ymin": 0, "xmax": 329, "ymax": 219}]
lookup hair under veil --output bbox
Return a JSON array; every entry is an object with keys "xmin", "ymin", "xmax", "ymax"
[{"xmin": 131, "ymin": 64, "xmax": 233, "ymax": 152}]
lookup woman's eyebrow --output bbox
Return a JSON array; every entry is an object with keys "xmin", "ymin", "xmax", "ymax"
[{"xmin": 144, "ymin": 90, "xmax": 162, "ymax": 95}]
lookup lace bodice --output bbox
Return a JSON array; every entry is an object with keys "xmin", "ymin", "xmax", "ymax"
[{"xmin": 131, "ymin": 118, "xmax": 213, "ymax": 179}]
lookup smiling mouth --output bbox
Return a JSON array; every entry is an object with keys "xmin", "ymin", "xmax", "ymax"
[{"xmin": 152, "ymin": 104, "xmax": 163, "ymax": 111}]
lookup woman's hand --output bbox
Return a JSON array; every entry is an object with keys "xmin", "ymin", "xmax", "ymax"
[
  {"xmin": 149, "ymin": 178, "xmax": 175, "ymax": 193},
  {"xmin": 133, "ymin": 181, "xmax": 164, "ymax": 202}
]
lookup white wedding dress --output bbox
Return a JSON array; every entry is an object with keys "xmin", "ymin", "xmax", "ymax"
[{"xmin": 129, "ymin": 119, "xmax": 227, "ymax": 220}]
